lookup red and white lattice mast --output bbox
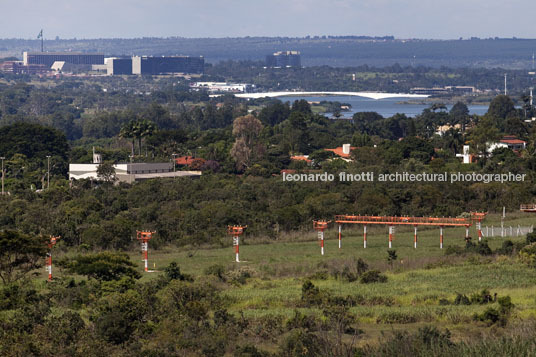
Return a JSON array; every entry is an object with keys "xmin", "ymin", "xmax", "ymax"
[
  {"xmin": 46, "ymin": 235, "xmax": 61, "ymax": 281},
  {"xmin": 137, "ymin": 230, "xmax": 155, "ymax": 272},
  {"xmin": 471, "ymin": 212, "xmax": 487, "ymax": 242},
  {"xmin": 228, "ymin": 225, "xmax": 247, "ymax": 262},
  {"xmin": 313, "ymin": 220, "xmax": 331, "ymax": 255}
]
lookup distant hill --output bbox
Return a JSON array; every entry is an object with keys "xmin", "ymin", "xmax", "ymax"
[{"xmin": 1, "ymin": 37, "xmax": 535, "ymax": 68}]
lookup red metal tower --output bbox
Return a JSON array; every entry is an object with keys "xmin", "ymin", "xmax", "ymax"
[
  {"xmin": 137, "ymin": 230, "xmax": 155, "ymax": 272},
  {"xmin": 46, "ymin": 235, "xmax": 60, "ymax": 281},
  {"xmin": 228, "ymin": 225, "xmax": 247, "ymax": 262},
  {"xmin": 471, "ymin": 212, "xmax": 487, "ymax": 242},
  {"xmin": 313, "ymin": 220, "xmax": 331, "ymax": 255}
]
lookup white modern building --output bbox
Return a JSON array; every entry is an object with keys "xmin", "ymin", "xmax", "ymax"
[
  {"xmin": 69, "ymin": 162, "xmax": 201, "ymax": 183},
  {"xmin": 190, "ymin": 82, "xmax": 254, "ymax": 93}
]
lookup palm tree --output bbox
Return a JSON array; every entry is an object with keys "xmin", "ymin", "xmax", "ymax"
[
  {"xmin": 135, "ymin": 119, "xmax": 157, "ymax": 156},
  {"xmin": 119, "ymin": 121, "xmax": 136, "ymax": 156}
]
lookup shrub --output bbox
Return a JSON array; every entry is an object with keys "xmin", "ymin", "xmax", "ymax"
[
  {"xmin": 498, "ymin": 296, "xmax": 514, "ymax": 314},
  {"xmin": 474, "ymin": 241, "xmax": 493, "ymax": 255},
  {"xmin": 469, "ymin": 289, "xmax": 494, "ymax": 304},
  {"xmin": 496, "ymin": 240, "xmax": 515, "ymax": 255},
  {"xmin": 360, "ymin": 270, "xmax": 388, "ymax": 284},
  {"xmin": 205, "ymin": 264, "xmax": 226, "ymax": 281},
  {"xmin": 356, "ymin": 258, "xmax": 369, "ymax": 275},
  {"xmin": 57, "ymin": 252, "xmax": 140, "ymax": 281},
  {"xmin": 301, "ymin": 280, "xmax": 324, "ymax": 306},
  {"xmin": 286, "ymin": 310, "xmax": 319, "ymax": 331},
  {"xmin": 454, "ymin": 293, "xmax": 471, "ymax": 305},
  {"xmin": 279, "ymin": 329, "xmax": 322, "ymax": 357},
  {"xmin": 519, "ymin": 243, "xmax": 536, "ymax": 267},
  {"xmin": 164, "ymin": 262, "xmax": 192, "ymax": 281},
  {"xmin": 473, "ymin": 307, "xmax": 500, "ymax": 325},
  {"xmin": 526, "ymin": 232, "xmax": 536, "ymax": 245},
  {"xmin": 340, "ymin": 266, "xmax": 358, "ymax": 282}
]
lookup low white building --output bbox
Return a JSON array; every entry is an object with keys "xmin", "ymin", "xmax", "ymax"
[
  {"xmin": 190, "ymin": 82, "xmax": 254, "ymax": 93},
  {"xmin": 69, "ymin": 162, "xmax": 201, "ymax": 183}
]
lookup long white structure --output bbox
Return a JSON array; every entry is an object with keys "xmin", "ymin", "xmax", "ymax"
[
  {"xmin": 235, "ymin": 91, "xmax": 429, "ymax": 100},
  {"xmin": 69, "ymin": 162, "xmax": 201, "ymax": 183}
]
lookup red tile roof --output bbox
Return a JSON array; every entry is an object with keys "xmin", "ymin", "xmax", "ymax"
[
  {"xmin": 324, "ymin": 146, "xmax": 356, "ymax": 158},
  {"xmin": 175, "ymin": 156, "xmax": 194, "ymax": 165},
  {"xmin": 500, "ymin": 138, "xmax": 526, "ymax": 145},
  {"xmin": 290, "ymin": 155, "xmax": 312, "ymax": 163}
]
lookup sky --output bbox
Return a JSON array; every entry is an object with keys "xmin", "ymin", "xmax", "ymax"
[{"xmin": 1, "ymin": 0, "xmax": 536, "ymax": 40}]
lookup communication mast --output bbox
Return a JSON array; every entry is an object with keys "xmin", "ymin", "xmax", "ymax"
[
  {"xmin": 228, "ymin": 225, "xmax": 247, "ymax": 262},
  {"xmin": 46, "ymin": 235, "xmax": 60, "ymax": 281},
  {"xmin": 137, "ymin": 230, "xmax": 155, "ymax": 272},
  {"xmin": 313, "ymin": 220, "xmax": 331, "ymax": 255}
]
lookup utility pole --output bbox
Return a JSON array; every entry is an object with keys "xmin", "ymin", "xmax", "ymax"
[
  {"xmin": 504, "ymin": 73, "xmax": 507, "ymax": 95},
  {"xmin": 46, "ymin": 155, "xmax": 51, "ymax": 189},
  {"xmin": 0, "ymin": 157, "xmax": 5, "ymax": 195}
]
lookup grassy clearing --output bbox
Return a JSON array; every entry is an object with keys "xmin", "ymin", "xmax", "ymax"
[{"xmin": 45, "ymin": 211, "xmax": 536, "ymax": 344}]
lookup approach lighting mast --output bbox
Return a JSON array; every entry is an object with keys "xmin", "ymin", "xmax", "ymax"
[
  {"xmin": 46, "ymin": 235, "xmax": 60, "ymax": 281},
  {"xmin": 313, "ymin": 220, "xmax": 331, "ymax": 255},
  {"xmin": 228, "ymin": 225, "xmax": 247, "ymax": 262},
  {"xmin": 137, "ymin": 230, "xmax": 155, "ymax": 272}
]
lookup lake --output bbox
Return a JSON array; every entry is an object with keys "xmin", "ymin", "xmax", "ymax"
[{"xmin": 277, "ymin": 95, "xmax": 489, "ymax": 118}]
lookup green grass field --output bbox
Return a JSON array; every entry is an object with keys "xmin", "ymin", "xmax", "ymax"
[{"xmin": 72, "ymin": 212, "xmax": 531, "ymax": 345}]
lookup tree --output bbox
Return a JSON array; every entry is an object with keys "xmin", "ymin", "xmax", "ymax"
[
  {"xmin": 135, "ymin": 119, "xmax": 157, "ymax": 155},
  {"xmin": 119, "ymin": 119, "xmax": 157, "ymax": 155},
  {"xmin": 231, "ymin": 114, "xmax": 263, "ymax": 170},
  {"xmin": 292, "ymin": 99, "xmax": 312, "ymax": 115},
  {"xmin": 259, "ymin": 101, "xmax": 290, "ymax": 126},
  {"xmin": 449, "ymin": 102, "xmax": 470, "ymax": 131},
  {"xmin": 283, "ymin": 111, "xmax": 309, "ymax": 154},
  {"xmin": 0, "ymin": 230, "xmax": 48, "ymax": 284},
  {"xmin": 467, "ymin": 117, "xmax": 501, "ymax": 156},
  {"xmin": 97, "ymin": 161, "xmax": 117, "ymax": 183},
  {"xmin": 119, "ymin": 121, "xmax": 136, "ymax": 156},
  {"xmin": 58, "ymin": 252, "xmax": 141, "ymax": 281},
  {"xmin": 487, "ymin": 95, "xmax": 516, "ymax": 120},
  {"xmin": 0, "ymin": 122, "xmax": 69, "ymax": 160}
]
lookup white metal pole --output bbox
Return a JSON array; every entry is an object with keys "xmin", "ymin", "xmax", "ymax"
[{"xmin": 320, "ymin": 231, "xmax": 324, "ymax": 255}]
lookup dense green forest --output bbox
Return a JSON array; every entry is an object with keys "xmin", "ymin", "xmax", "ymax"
[{"xmin": 2, "ymin": 72, "xmax": 536, "ymax": 355}]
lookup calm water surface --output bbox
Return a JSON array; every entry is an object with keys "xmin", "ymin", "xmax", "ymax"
[{"xmin": 277, "ymin": 95, "xmax": 488, "ymax": 118}]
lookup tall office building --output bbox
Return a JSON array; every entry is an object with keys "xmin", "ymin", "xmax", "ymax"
[
  {"xmin": 23, "ymin": 52, "xmax": 104, "ymax": 67},
  {"xmin": 266, "ymin": 51, "xmax": 301, "ymax": 68},
  {"xmin": 132, "ymin": 56, "xmax": 204, "ymax": 75},
  {"xmin": 107, "ymin": 58, "xmax": 133, "ymax": 75}
]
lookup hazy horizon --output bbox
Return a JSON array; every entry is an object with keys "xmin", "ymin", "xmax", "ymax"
[{"xmin": 1, "ymin": 0, "xmax": 536, "ymax": 40}]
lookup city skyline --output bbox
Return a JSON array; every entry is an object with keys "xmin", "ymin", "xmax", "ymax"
[{"xmin": 1, "ymin": 0, "xmax": 536, "ymax": 40}]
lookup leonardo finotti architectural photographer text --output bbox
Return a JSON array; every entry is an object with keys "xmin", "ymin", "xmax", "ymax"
[{"xmin": 282, "ymin": 171, "xmax": 526, "ymax": 184}]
